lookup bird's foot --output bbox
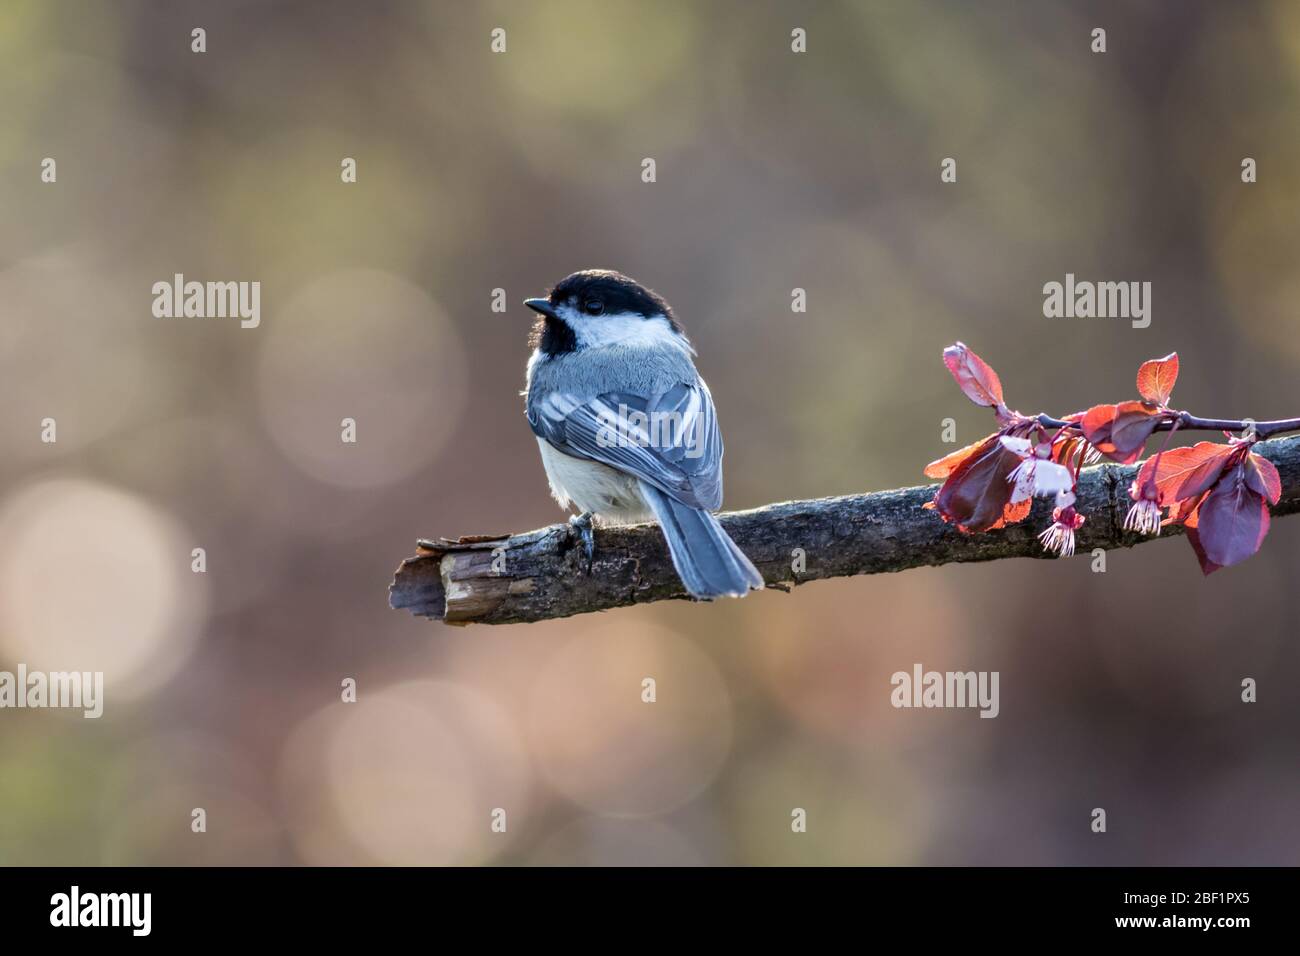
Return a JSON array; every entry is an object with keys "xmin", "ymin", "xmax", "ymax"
[{"xmin": 568, "ymin": 512, "xmax": 596, "ymax": 572}]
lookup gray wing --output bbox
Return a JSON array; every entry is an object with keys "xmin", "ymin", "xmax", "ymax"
[{"xmin": 527, "ymin": 380, "xmax": 724, "ymax": 511}]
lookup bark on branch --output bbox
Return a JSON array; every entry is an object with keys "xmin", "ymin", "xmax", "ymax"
[{"xmin": 390, "ymin": 435, "xmax": 1300, "ymax": 627}]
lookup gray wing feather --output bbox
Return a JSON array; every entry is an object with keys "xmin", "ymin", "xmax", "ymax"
[{"xmin": 527, "ymin": 380, "xmax": 724, "ymax": 511}]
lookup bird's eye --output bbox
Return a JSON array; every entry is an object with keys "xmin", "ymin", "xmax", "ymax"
[{"xmin": 584, "ymin": 300, "xmax": 604, "ymax": 315}]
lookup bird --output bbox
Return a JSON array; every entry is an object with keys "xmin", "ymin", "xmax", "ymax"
[{"xmin": 523, "ymin": 269, "xmax": 764, "ymax": 599}]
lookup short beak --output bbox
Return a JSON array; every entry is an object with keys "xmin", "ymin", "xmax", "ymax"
[{"xmin": 524, "ymin": 297, "xmax": 558, "ymax": 319}]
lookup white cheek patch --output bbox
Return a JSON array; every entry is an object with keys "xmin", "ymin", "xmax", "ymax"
[{"xmin": 557, "ymin": 305, "xmax": 692, "ymax": 354}]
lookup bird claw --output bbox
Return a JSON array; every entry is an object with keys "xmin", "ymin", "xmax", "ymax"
[{"xmin": 569, "ymin": 512, "xmax": 596, "ymax": 571}]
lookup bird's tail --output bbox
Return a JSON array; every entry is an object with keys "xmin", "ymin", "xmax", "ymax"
[{"xmin": 640, "ymin": 483, "xmax": 764, "ymax": 599}]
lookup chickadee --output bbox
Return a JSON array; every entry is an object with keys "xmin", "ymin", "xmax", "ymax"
[{"xmin": 523, "ymin": 269, "xmax": 763, "ymax": 599}]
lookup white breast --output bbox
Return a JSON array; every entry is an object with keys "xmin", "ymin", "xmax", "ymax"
[{"xmin": 536, "ymin": 438, "xmax": 654, "ymax": 524}]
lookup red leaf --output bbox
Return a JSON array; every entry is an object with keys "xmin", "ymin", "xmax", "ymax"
[
  {"xmin": 1080, "ymin": 404, "xmax": 1118, "ymax": 445},
  {"xmin": 1195, "ymin": 469, "xmax": 1270, "ymax": 568},
  {"xmin": 923, "ymin": 433, "xmax": 998, "ymax": 479},
  {"xmin": 942, "ymin": 343, "xmax": 1005, "ymax": 409},
  {"xmin": 1109, "ymin": 402, "xmax": 1165, "ymax": 462},
  {"xmin": 1050, "ymin": 433, "xmax": 1094, "ymax": 468},
  {"xmin": 1135, "ymin": 441, "xmax": 1236, "ymax": 504},
  {"xmin": 1245, "ymin": 453, "xmax": 1282, "ymax": 505},
  {"xmin": 931, "ymin": 433, "xmax": 1022, "ymax": 532},
  {"xmin": 989, "ymin": 495, "xmax": 1032, "ymax": 531},
  {"xmin": 1185, "ymin": 528, "xmax": 1223, "ymax": 576},
  {"xmin": 1166, "ymin": 490, "xmax": 1209, "ymax": 529},
  {"xmin": 1136, "ymin": 353, "xmax": 1179, "ymax": 405},
  {"xmin": 1082, "ymin": 401, "xmax": 1164, "ymax": 464}
]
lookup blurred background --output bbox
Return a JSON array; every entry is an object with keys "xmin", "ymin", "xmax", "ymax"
[{"xmin": 2, "ymin": 0, "xmax": 1299, "ymax": 865}]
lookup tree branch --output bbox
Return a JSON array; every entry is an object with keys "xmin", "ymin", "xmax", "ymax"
[{"xmin": 390, "ymin": 435, "xmax": 1300, "ymax": 627}]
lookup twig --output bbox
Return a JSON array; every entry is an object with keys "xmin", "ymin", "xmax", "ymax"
[{"xmin": 1035, "ymin": 411, "xmax": 1300, "ymax": 439}]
